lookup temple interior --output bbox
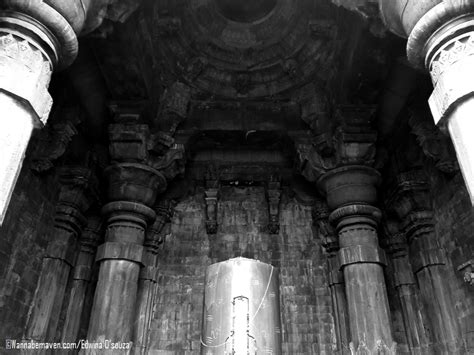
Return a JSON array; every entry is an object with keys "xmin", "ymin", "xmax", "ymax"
[{"xmin": 0, "ymin": 0, "xmax": 473, "ymax": 354}]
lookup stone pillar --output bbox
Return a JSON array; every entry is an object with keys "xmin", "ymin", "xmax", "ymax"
[
  {"xmin": 297, "ymin": 106, "xmax": 396, "ymax": 353},
  {"xmin": 85, "ymin": 165, "xmax": 165, "ymax": 349},
  {"xmin": 313, "ymin": 201, "xmax": 350, "ymax": 354},
  {"xmin": 380, "ymin": 0, "xmax": 474, "ymax": 205},
  {"xmin": 383, "ymin": 222, "xmax": 432, "ymax": 354},
  {"xmin": 61, "ymin": 216, "xmax": 103, "ymax": 344},
  {"xmin": 387, "ymin": 171, "xmax": 463, "ymax": 353},
  {"xmin": 133, "ymin": 200, "xmax": 175, "ymax": 355},
  {"xmin": 0, "ymin": 2, "xmax": 80, "ymax": 224},
  {"xmin": 84, "ymin": 106, "xmax": 169, "ymax": 351},
  {"xmin": 25, "ymin": 167, "xmax": 98, "ymax": 342},
  {"xmin": 320, "ymin": 167, "xmax": 395, "ymax": 354}
]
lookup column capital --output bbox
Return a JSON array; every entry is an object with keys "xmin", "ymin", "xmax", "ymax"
[
  {"xmin": 385, "ymin": 170, "xmax": 435, "ymax": 242},
  {"xmin": 54, "ymin": 166, "xmax": 100, "ymax": 235},
  {"xmin": 46, "ymin": 166, "xmax": 99, "ymax": 266},
  {"xmin": 297, "ymin": 105, "xmax": 378, "ymax": 190}
]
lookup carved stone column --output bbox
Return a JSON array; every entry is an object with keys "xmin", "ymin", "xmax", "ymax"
[
  {"xmin": 61, "ymin": 216, "xmax": 103, "ymax": 344},
  {"xmin": 380, "ymin": 0, "xmax": 474, "ymax": 205},
  {"xmin": 85, "ymin": 110, "xmax": 166, "ymax": 349},
  {"xmin": 387, "ymin": 170, "xmax": 463, "ymax": 353},
  {"xmin": 133, "ymin": 200, "xmax": 175, "ymax": 355},
  {"xmin": 313, "ymin": 200, "xmax": 350, "ymax": 354},
  {"xmin": 0, "ymin": 2, "xmax": 80, "ymax": 224},
  {"xmin": 298, "ymin": 106, "xmax": 396, "ymax": 353},
  {"xmin": 25, "ymin": 167, "xmax": 98, "ymax": 342},
  {"xmin": 383, "ymin": 221, "xmax": 432, "ymax": 354}
]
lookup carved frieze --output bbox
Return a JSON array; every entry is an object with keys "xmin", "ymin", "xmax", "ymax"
[{"xmin": 266, "ymin": 178, "xmax": 282, "ymax": 235}]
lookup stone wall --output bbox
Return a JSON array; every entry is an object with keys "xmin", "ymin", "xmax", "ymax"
[
  {"xmin": 148, "ymin": 185, "xmax": 336, "ymax": 354},
  {"xmin": 0, "ymin": 161, "xmax": 59, "ymax": 343}
]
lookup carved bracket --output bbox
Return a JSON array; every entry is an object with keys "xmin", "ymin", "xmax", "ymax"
[
  {"xmin": 146, "ymin": 200, "xmax": 176, "ymax": 251},
  {"xmin": 312, "ymin": 199, "xmax": 338, "ymax": 254},
  {"xmin": 30, "ymin": 106, "xmax": 83, "ymax": 172},
  {"xmin": 204, "ymin": 185, "xmax": 220, "ymax": 235},
  {"xmin": 266, "ymin": 179, "xmax": 282, "ymax": 234}
]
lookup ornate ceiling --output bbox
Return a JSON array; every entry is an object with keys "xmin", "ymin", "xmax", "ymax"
[{"xmin": 84, "ymin": 0, "xmax": 397, "ymax": 106}]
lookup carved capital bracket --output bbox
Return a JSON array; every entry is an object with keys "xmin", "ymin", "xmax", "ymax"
[
  {"xmin": 296, "ymin": 105, "xmax": 377, "ymax": 185},
  {"xmin": 30, "ymin": 107, "xmax": 83, "ymax": 172},
  {"xmin": 266, "ymin": 178, "xmax": 282, "ymax": 234},
  {"xmin": 47, "ymin": 166, "xmax": 100, "ymax": 266},
  {"xmin": 458, "ymin": 259, "xmax": 474, "ymax": 286},
  {"xmin": 385, "ymin": 170, "xmax": 435, "ymax": 243}
]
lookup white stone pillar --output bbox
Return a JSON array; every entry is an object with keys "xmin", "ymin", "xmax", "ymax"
[{"xmin": 0, "ymin": 30, "xmax": 53, "ymax": 224}]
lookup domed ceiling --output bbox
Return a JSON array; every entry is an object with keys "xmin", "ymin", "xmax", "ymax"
[{"xmin": 87, "ymin": 0, "xmax": 393, "ymax": 105}]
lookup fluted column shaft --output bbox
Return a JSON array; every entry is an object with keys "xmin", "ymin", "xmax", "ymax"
[
  {"xmin": 406, "ymin": 218, "xmax": 462, "ymax": 353},
  {"xmin": 133, "ymin": 201, "xmax": 174, "ymax": 355},
  {"xmin": 86, "ymin": 200, "xmax": 155, "ymax": 346},
  {"xmin": 327, "ymin": 254, "xmax": 350, "ymax": 354},
  {"xmin": 25, "ymin": 167, "xmax": 96, "ymax": 342},
  {"xmin": 61, "ymin": 216, "xmax": 102, "ymax": 344},
  {"xmin": 314, "ymin": 201, "xmax": 350, "ymax": 354},
  {"xmin": 385, "ymin": 231, "xmax": 432, "ymax": 354}
]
